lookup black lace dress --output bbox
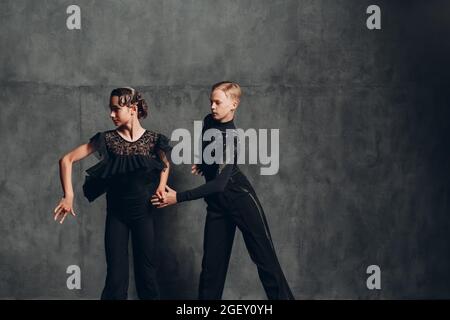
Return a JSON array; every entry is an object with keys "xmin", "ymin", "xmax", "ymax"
[{"xmin": 83, "ymin": 129, "xmax": 172, "ymax": 220}]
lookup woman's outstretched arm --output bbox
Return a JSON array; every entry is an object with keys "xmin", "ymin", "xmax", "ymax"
[{"xmin": 54, "ymin": 142, "xmax": 95, "ymax": 224}]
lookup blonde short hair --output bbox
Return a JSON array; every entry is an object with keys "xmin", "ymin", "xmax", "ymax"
[{"xmin": 211, "ymin": 81, "xmax": 242, "ymax": 102}]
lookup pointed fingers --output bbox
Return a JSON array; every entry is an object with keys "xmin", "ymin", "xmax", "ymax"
[{"xmin": 59, "ymin": 212, "xmax": 68, "ymax": 224}]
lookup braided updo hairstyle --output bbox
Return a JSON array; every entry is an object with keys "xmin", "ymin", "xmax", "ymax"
[{"xmin": 110, "ymin": 87, "xmax": 148, "ymax": 119}]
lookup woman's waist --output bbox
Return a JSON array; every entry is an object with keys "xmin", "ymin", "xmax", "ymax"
[
  {"xmin": 107, "ymin": 181, "xmax": 158, "ymax": 199},
  {"xmin": 107, "ymin": 185, "xmax": 156, "ymax": 196},
  {"xmin": 108, "ymin": 175, "xmax": 158, "ymax": 191},
  {"xmin": 106, "ymin": 190, "xmax": 153, "ymax": 209}
]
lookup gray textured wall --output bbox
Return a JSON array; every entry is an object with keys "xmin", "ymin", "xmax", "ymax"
[{"xmin": 1, "ymin": 0, "xmax": 449, "ymax": 299}]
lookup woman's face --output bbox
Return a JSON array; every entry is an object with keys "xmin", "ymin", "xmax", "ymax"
[{"xmin": 109, "ymin": 95, "xmax": 135, "ymax": 126}]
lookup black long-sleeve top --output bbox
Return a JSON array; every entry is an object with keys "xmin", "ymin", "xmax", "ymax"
[{"xmin": 176, "ymin": 114, "xmax": 240, "ymax": 202}]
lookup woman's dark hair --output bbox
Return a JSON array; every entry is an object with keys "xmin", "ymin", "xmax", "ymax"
[{"xmin": 110, "ymin": 87, "xmax": 148, "ymax": 119}]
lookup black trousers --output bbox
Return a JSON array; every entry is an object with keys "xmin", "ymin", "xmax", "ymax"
[
  {"xmin": 199, "ymin": 173, "xmax": 295, "ymax": 300},
  {"xmin": 100, "ymin": 211, "xmax": 160, "ymax": 300}
]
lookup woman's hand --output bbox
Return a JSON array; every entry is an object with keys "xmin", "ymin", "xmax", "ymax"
[
  {"xmin": 191, "ymin": 164, "xmax": 203, "ymax": 176},
  {"xmin": 155, "ymin": 184, "xmax": 166, "ymax": 201},
  {"xmin": 53, "ymin": 196, "xmax": 76, "ymax": 224},
  {"xmin": 151, "ymin": 185, "xmax": 177, "ymax": 208}
]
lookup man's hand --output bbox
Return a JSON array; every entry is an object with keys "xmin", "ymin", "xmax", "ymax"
[
  {"xmin": 191, "ymin": 164, "xmax": 203, "ymax": 176},
  {"xmin": 151, "ymin": 185, "xmax": 177, "ymax": 208}
]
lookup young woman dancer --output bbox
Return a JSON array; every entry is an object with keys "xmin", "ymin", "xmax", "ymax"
[{"xmin": 53, "ymin": 87, "xmax": 171, "ymax": 299}]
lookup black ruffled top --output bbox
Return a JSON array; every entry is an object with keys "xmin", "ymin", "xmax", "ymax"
[{"xmin": 82, "ymin": 129, "xmax": 172, "ymax": 202}]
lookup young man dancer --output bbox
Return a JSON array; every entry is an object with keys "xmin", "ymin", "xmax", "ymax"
[{"xmin": 152, "ymin": 81, "xmax": 294, "ymax": 300}]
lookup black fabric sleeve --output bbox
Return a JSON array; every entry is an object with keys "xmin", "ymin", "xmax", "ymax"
[
  {"xmin": 176, "ymin": 162, "xmax": 234, "ymax": 202},
  {"xmin": 176, "ymin": 130, "xmax": 239, "ymax": 203},
  {"xmin": 88, "ymin": 132, "xmax": 107, "ymax": 161},
  {"xmin": 156, "ymin": 133, "xmax": 172, "ymax": 169},
  {"xmin": 156, "ymin": 133, "xmax": 172, "ymax": 153}
]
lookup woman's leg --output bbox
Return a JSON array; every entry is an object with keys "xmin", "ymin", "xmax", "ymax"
[
  {"xmin": 130, "ymin": 213, "xmax": 160, "ymax": 299},
  {"xmin": 101, "ymin": 213, "xmax": 130, "ymax": 300}
]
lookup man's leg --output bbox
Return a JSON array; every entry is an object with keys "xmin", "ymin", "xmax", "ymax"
[
  {"xmin": 230, "ymin": 189, "xmax": 295, "ymax": 300},
  {"xmin": 198, "ymin": 209, "xmax": 236, "ymax": 299}
]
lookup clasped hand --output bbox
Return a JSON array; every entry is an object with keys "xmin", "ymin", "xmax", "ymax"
[
  {"xmin": 151, "ymin": 185, "xmax": 177, "ymax": 208},
  {"xmin": 151, "ymin": 165, "xmax": 202, "ymax": 208}
]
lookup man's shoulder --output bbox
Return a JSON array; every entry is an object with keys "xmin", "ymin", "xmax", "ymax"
[{"xmin": 203, "ymin": 113, "xmax": 213, "ymax": 123}]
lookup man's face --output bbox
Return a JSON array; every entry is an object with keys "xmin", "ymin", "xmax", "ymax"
[{"xmin": 210, "ymin": 89, "xmax": 237, "ymax": 122}]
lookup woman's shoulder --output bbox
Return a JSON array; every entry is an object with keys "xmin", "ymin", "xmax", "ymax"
[
  {"xmin": 144, "ymin": 129, "xmax": 160, "ymax": 139},
  {"xmin": 89, "ymin": 129, "xmax": 113, "ymax": 139},
  {"xmin": 144, "ymin": 129, "xmax": 171, "ymax": 142},
  {"xmin": 145, "ymin": 130, "xmax": 172, "ymax": 152},
  {"xmin": 103, "ymin": 129, "xmax": 117, "ymax": 137}
]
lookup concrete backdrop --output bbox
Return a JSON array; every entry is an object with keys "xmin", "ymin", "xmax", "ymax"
[{"xmin": 0, "ymin": 0, "xmax": 449, "ymax": 299}]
